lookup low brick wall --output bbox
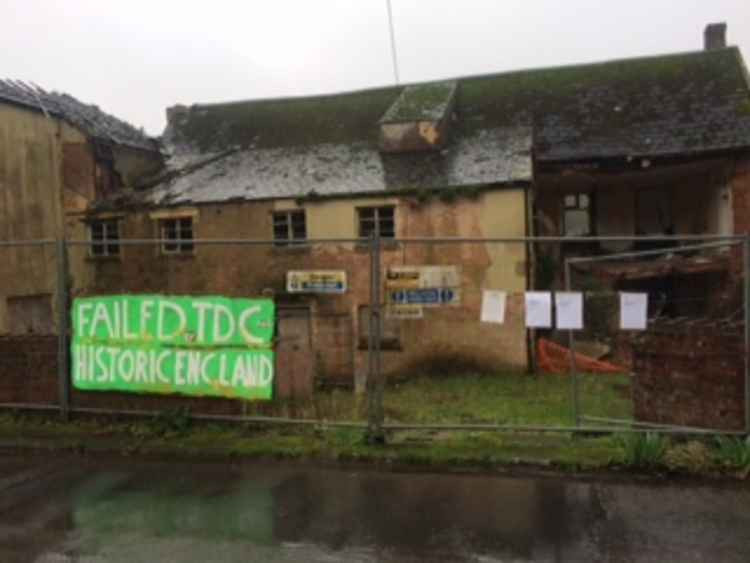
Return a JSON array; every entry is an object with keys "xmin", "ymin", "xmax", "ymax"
[
  {"xmin": 0, "ymin": 336, "xmax": 265, "ymax": 416},
  {"xmin": 632, "ymin": 321, "xmax": 745, "ymax": 431},
  {"xmin": 0, "ymin": 336, "xmax": 58, "ymax": 405}
]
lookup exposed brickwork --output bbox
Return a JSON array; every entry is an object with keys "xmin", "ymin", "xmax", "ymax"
[
  {"xmin": 632, "ymin": 321, "xmax": 745, "ymax": 431},
  {"xmin": 0, "ymin": 336, "xmax": 58, "ymax": 404}
]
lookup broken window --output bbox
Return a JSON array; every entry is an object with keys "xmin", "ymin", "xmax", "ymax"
[
  {"xmin": 358, "ymin": 206, "xmax": 395, "ymax": 239},
  {"xmin": 7, "ymin": 294, "xmax": 54, "ymax": 335},
  {"xmin": 358, "ymin": 305, "xmax": 401, "ymax": 349},
  {"xmin": 563, "ymin": 193, "xmax": 592, "ymax": 236},
  {"xmin": 159, "ymin": 217, "xmax": 194, "ymax": 254},
  {"xmin": 88, "ymin": 219, "xmax": 120, "ymax": 258},
  {"xmin": 273, "ymin": 210, "xmax": 307, "ymax": 246}
]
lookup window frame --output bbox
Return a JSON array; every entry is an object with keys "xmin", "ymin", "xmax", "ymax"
[
  {"xmin": 357, "ymin": 205, "xmax": 396, "ymax": 240},
  {"xmin": 272, "ymin": 210, "xmax": 307, "ymax": 246},
  {"xmin": 158, "ymin": 216, "xmax": 195, "ymax": 255},
  {"xmin": 562, "ymin": 193, "xmax": 593, "ymax": 237},
  {"xmin": 88, "ymin": 218, "xmax": 121, "ymax": 258}
]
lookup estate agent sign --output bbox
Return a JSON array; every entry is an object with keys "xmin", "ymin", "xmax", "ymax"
[{"xmin": 72, "ymin": 295, "xmax": 275, "ymax": 400}]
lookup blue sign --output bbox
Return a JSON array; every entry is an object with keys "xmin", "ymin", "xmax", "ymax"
[{"xmin": 389, "ymin": 288, "xmax": 457, "ymax": 305}]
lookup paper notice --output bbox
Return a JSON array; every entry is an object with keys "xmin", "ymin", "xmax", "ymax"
[
  {"xmin": 555, "ymin": 292, "xmax": 583, "ymax": 330},
  {"xmin": 525, "ymin": 291, "xmax": 552, "ymax": 328},
  {"xmin": 620, "ymin": 292, "xmax": 648, "ymax": 330},
  {"xmin": 481, "ymin": 290, "xmax": 507, "ymax": 324}
]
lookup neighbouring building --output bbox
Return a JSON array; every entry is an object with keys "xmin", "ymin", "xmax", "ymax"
[{"xmin": 0, "ymin": 80, "xmax": 163, "ymax": 335}]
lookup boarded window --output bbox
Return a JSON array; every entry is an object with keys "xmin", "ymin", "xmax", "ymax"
[
  {"xmin": 7, "ymin": 295, "xmax": 54, "ymax": 335},
  {"xmin": 159, "ymin": 217, "xmax": 194, "ymax": 254},
  {"xmin": 358, "ymin": 206, "xmax": 395, "ymax": 239},
  {"xmin": 358, "ymin": 305, "xmax": 400, "ymax": 350},
  {"xmin": 563, "ymin": 193, "xmax": 592, "ymax": 236},
  {"xmin": 89, "ymin": 219, "xmax": 120, "ymax": 257},
  {"xmin": 273, "ymin": 210, "xmax": 307, "ymax": 245}
]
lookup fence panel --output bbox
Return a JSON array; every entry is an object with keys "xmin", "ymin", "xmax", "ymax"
[
  {"xmin": 0, "ymin": 241, "xmax": 60, "ymax": 409},
  {"xmin": 63, "ymin": 237, "xmax": 376, "ymax": 426},
  {"xmin": 0, "ymin": 235, "xmax": 746, "ymax": 437}
]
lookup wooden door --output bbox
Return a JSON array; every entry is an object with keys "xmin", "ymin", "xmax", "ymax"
[{"xmin": 275, "ymin": 307, "xmax": 314, "ymax": 400}]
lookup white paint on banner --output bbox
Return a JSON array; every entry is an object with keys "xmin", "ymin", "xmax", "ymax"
[{"xmin": 480, "ymin": 290, "xmax": 506, "ymax": 324}]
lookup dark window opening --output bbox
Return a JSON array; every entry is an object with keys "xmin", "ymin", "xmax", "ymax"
[
  {"xmin": 273, "ymin": 210, "xmax": 307, "ymax": 246},
  {"xmin": 358, "ymin": 206, "xmax": 395, "ymax": 239},
  {"xmin": 160, "ymin": 217, "xmax": 194, "ymax": 254},
  {"xmin": 89, "ymin": 219, "xmax": 120, "ymax": 257}
]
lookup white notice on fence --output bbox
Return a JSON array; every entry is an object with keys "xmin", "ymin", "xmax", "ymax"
[
  {"xmin": 480, "ymin": 290, "xmax": 506, "ymax": 324},
  {"xmin": 620, "ymin": 292, "xmax": 648, "ymax": 330},
  {"xmin": 524, "ymin": 292, "xmax": 552, "ymax": 328},
  {"xmin": 555, "ymin": 292, "xmax": 583, "ymax": 330}
]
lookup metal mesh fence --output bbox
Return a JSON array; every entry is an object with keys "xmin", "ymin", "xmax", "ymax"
[{"xmin": 0, "ymin": 235, "xmax": 747, "ymax": 437}]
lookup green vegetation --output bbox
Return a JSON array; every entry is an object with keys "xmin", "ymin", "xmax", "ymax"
[
  {"xmin": 382, "ymin": 373, "xmax": 632, "ymax": 426},
  {"xmin": 0, "ymin": 373, "xmax": 744, "ymax": 478},
  {"xmin": 713, "ymin": 436, "xmax": 750, "ymax": 472},
  {"xmin": 616, "ymin": 433, "xmax": 668, "ymax": 469}
]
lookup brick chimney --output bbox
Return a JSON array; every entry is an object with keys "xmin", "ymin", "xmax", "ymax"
[{"xmin": 704, "ymin": 22, "xmax": 727, "ymax": 50}]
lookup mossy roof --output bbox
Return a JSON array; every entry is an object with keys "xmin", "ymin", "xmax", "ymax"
[
  {"xmin": 166, "ymin": 47, "xmax": 750, "ymax": 162},
  {"xmin": 379, "ymin": 81, "xmax": 457, "ymax": 123}
]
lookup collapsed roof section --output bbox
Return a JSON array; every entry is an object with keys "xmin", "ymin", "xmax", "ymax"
[{"xmin": 0, "ymin": 79, "xmax": 159, "ymax": 153}]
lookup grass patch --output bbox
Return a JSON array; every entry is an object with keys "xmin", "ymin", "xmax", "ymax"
[
  {"xmin": 713, "ymin": 436, "xmax": 750, "ymax": 473},
  {"xmin": 615, "ymin": 433, "xmax": 669, "ymax": 469},
  {"xmin": 382, "ymin": 372, "xmax": 632, "ymax": 426}
]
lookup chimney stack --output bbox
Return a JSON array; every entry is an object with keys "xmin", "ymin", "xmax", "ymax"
[{"xmin": 704, "ymin": 22, "xmax": 727, "ymax": 50}]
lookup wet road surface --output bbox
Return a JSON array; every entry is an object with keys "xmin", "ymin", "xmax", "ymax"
[{"xmin": 0, "ymin": 453, "xmax": 748, "ymax": 562}]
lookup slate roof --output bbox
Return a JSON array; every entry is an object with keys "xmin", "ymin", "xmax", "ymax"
[
  {"xmin": 146, "ymin": 127, "xmax": 532, "ymax": 206},
  {"xmin": 0, "ymin": 79, "xmax": 159, "ymax": 152},
  {"xmin": 151, "ymin": 46, "xmax": 750, "ymax": 205}
]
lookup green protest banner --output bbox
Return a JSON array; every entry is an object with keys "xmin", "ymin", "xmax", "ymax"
[{"xmin": 72, "ymin": 295, "xmax": 275, "ymax": 400}]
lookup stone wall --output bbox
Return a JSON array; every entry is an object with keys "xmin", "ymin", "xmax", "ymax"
[{"xmin": 632, "ymin": 320, "xmax": 745, "ymax": 431}]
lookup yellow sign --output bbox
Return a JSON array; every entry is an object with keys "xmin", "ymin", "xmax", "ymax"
[
  {"xmin": 385, "ymin": 266, "xmax": 460, "ymax": 289},
  {"xmin": 385, "ymin": 305, "xmax": 424, "ymax": 319}
]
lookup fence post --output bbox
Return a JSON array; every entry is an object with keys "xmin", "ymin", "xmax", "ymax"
[
  {"xmin": 366, "ymin": 232, "xmax": 385, "ymax": 443},
  {"xmin": 564, "ymin": 259, "xmax": 580, "ymax": 427},
  {"xmin": 744, "ymin": 234, "xmax": 749, "ymax": 435},
  {"xmin": 56, "ymin": 238, "xmax": 70, "ymax": 421}
]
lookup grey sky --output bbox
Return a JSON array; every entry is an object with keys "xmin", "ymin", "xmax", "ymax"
[{"xmin": 2, "ymin": 0, "xmax": 749, "ymax": 136}]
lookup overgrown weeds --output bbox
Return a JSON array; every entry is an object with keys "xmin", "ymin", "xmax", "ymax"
[
  {"xmin": 615, "ymin": 432, "xmax": 668, "ymax": 468},
  {"xmin": 713, "ymin": 436, "xmax": 750, "ymax": 472},
  {"xmin": 663, "ymin": 440, "xmax": 713, "ymax": 473}
]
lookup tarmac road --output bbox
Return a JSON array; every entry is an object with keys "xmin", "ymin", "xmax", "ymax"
[{"xmin": 0, "ymin": 453, "xmax": 748, "ymax": 562}]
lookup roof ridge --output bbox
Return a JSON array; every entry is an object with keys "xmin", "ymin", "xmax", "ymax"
[{"xmin": 183, "ymin": 47, "xmax": 738, "ymax": 110}]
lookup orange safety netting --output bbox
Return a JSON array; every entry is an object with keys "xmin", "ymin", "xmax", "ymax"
[{"xmin": 537, "ymin": 338, "xmax": 625, "ymax": 375}]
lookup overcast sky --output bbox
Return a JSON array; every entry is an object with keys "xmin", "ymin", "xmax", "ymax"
[{"xmin": 2, "ymin": 0, "xmax": 749, "ymax": 135}]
